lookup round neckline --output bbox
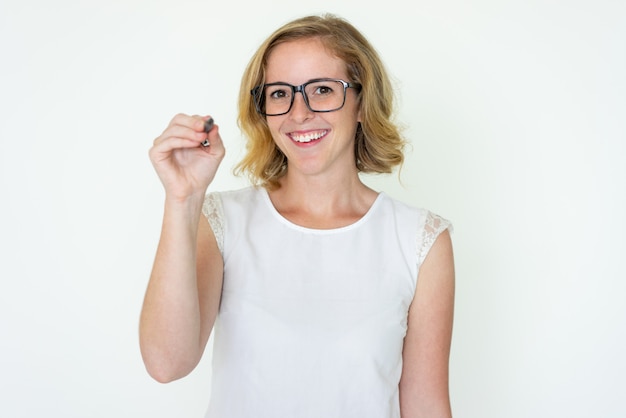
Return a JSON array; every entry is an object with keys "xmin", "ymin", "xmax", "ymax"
[{"xmin": 259, "ymin": 187, "xmax": 385, "ymax": 234}]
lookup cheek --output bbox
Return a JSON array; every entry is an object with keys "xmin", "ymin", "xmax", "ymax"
[
  {"xmin": 267, "ymin": 121, "xmax": 289, "ymax": 151},
  {"xmin": 266, "ymin": 120, "xmax": 282, "ymax": 141}
]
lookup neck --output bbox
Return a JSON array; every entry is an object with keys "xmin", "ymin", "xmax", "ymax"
[{"xmin": 267, "ymin": 170, "xmax": 379, "ymax": 229}]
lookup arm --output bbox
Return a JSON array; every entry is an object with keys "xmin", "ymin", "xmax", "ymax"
[
  {"xmin": 139, "ymin": 199, "xmax": 223, "ymax": 383},
  {"xmin": 399, "ymin": 229, "xmax": 455, "ymax": 417},
  {"xmin": 139, "ymin": 114, "xmax": 225, "ymax": 383}
]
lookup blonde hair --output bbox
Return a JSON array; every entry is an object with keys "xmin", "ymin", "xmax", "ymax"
[{"xmin": 235, "ymin": 13, "xmax": 406, "ymax": 189}]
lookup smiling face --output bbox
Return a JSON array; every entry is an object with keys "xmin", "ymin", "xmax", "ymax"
[{"xmin": 264, "ymin": 37, "xmax": 361, "ymax": 181}]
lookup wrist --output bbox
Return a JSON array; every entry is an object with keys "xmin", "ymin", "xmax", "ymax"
[
  {"xmin": 163, "ymin": 190, "xmax": 206, "ymax": 207},
  {"xmin": 162, "ymin": 192, "xmax": 206, "ymax": 223}
]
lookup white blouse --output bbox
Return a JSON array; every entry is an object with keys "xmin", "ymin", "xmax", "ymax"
[{"xmin": 202, "ymin": 187, "xmax": 451, "ymax": 418}]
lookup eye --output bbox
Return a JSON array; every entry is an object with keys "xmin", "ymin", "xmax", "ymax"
[
  {"xmin": 313, "ymin": 84, "xmax": 334, "ymax": 96},
  {"xmin": 306, "ymin": 80, "xmax": 342, "ymax": 99},
  {"xmin": 266, "ymin": 86, "xmax": 291, "ymax": 100}
]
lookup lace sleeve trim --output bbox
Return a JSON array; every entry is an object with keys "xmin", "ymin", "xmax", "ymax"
[
  {"xmin": 202, "ymin": 192, "xmax": 224, "ymax": 256},
  {"xmin": 417, "ymin": 211, "xmax": 452, "ymax": 266}
]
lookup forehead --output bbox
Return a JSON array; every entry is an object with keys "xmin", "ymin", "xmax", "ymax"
[{"xmin": 265, "ymin": 38, "xmax": 348, "ymax": 84}]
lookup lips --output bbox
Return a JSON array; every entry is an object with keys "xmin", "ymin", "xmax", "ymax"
[{"xmin": 289, "ymin": 130, "xmax": 328, "ymax": 143}]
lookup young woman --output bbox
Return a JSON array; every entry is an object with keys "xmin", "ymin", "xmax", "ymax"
[{"xmin": 140, "ymin": 14, "xmax": 455, "ymax": 418}]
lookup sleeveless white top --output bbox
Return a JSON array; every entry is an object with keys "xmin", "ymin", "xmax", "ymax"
[{"xmin": 202, "ymin": 187, "xmax": 450, "ymax": 418}]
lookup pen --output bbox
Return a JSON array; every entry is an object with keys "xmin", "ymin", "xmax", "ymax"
[{"xmin": 202, "ymin": 118, "xmax": 214, "ymax": 147}]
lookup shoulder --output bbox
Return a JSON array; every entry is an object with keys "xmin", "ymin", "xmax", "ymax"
[
  {"xmin": 202, "ymin": 187, "xmax": 262, "ymax": 255},
  {"xmin": 206, "ymin": 185, "xmax": 259, "ymax": 201},
  {"xmin": 379, "ymin": 194, "xmax": 452, "ymax": 233},
  {"xmin": 374, "ymin": 193, "xmax": 424, "ymax": 225},
  {"xmin": 378, "ymin": 194, "xmax": 452, "ymax": 266},
  {"xmin": 203, "ymin": 186, "xmax": 265, "ymax": 213},
  {"xmin": 417, "ymin": 210, "xmax": 453, "ymax": 265}
]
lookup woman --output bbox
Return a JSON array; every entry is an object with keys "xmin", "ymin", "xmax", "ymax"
[{"xmin": 140, "ymin": 13, "xmax": 455, "ymax": 418}]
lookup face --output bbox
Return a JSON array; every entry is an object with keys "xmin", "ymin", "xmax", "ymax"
[{"xmin": 263, "ymin": 38, "xmax": 361, "ymax": 180}]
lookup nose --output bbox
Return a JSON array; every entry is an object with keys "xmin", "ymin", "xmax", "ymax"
[{"xmin": 288, "ymin": 90, "xmax": 314, "ymax": 121}]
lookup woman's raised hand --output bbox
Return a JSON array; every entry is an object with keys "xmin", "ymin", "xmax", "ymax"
[{"xmin": 149, "ymin": 113, "xmax": 225, "ymax": 201}]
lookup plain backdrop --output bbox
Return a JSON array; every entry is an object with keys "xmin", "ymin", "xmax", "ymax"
[{"xmin": 1, "ymin": 0, "xmax": 625, "ymax": 417}]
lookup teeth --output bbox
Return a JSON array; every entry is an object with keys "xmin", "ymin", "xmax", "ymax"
[{"xmin": 291, "ymin": 131, "xmax": 326, "ymax": 143}]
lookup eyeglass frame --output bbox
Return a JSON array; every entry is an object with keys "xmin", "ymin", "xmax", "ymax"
[{"xmin": 250, "ymin": 78, "xmax": 362, "ymax": 117}]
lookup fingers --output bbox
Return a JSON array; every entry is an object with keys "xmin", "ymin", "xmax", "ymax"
[
  {"xmin": 155, "ymin": 126, "xmax": 203, "ymax": 146},
  {"xmin": 169, "ymin": 113, "xmax": 208, "ymax": 132},
  {"xmin": 150, "ymin": 113, "xmax": 225, "ymax": 164},
  {"xmin": 177, "ymin": 114, "xmax": 223, "ymax": 153},
  {"xmin": 148, "ymin": 113, "xmax": 226, "ymax": 198},
  {"xmin": 202, "ymin": 121, "xmax": 225, "ymax": 154},
  {"xmin": 153, "ymin": 114, "xmax": 207, "ymax": 146}
]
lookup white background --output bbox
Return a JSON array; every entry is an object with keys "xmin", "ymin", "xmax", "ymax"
[{"xmin": 1, "ymin": 0, "xmax": 625, "ymax": 417}]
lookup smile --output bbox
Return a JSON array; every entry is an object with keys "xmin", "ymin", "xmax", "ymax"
[{"xmin": 289, "ymin": 130, "xmax": 328, "ymax": 143}]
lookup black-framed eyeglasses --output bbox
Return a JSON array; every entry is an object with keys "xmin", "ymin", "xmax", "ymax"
[{"xmin": 251, "ymin": 78, "xmax": 362, "ymax": 116}]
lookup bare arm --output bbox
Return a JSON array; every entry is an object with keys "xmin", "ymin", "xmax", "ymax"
[
  {"xmin": 139, "ymin": 114, "xmax": 225, "ymax": 383},
  {"xmin": 400, "ymin": 229, "xmax": 455, "ymax": 417}
]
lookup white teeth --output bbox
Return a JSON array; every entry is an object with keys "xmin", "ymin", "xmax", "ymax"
[{"xmin": 291, "ymin": 131, "xmax": 326, "ymax": 143}]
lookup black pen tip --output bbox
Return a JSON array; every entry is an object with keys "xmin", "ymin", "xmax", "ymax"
[{"xmin": 204, "ymin": 118, "xmax": 214, "ymax": 133}]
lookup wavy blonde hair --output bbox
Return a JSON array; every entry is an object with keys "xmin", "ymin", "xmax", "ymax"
[{"xmin": 235, "ymin": 14, "xmax": 406, "ymax": 189}]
